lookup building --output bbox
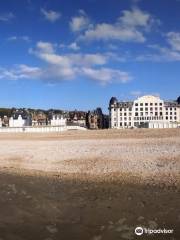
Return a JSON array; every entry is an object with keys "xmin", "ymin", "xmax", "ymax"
[
  {"xmin": 50, "ymin": 114, "xmax": 67, "ymax": 126},
  {"xmin": 109, "ymin": 95, "xmax": 180, "ymax": 129},
  {"xmin": 9, "ymin": 114, "xmax": 32, "ymax": 127},
  {"xmin": 67, "ymin": 111, "xmax": 86, "ymax": 127},
  {"xmin": 86, "ymin": 108, "xmax": 104, "ymax": 129},
  {"xmin": 32, "ymin": 111, "xmax": 48, "ymax": 126}
]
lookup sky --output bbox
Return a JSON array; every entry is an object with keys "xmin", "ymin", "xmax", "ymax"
[{"xmin": 0, "ymin": 0, "xmax": 180, "ymax": 112}]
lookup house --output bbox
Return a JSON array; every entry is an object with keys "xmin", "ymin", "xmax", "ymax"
[
  {"xmin": 9, "ymin": 114, "xmax": 32, "ymax": 127},
  {"xmin": 86, "ymin": 108, "xmax": 104, "ymax": 129}
]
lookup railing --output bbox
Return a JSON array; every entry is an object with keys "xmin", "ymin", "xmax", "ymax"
[{"xmin": 0, "ymin": 125, "xmax": 87, "ymax": 133}]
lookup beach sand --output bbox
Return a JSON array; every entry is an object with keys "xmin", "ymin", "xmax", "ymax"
[{"xmin": 0, "ymin": 129, "xmax": 179, "ymax": 240}]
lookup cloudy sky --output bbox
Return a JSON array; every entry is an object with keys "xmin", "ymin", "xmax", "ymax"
[{"xmin": 0, "ymin": 0, "xmax": 179, "ymax": 112}]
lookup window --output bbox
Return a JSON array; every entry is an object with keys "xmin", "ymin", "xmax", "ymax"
[
  {"xmin": 160, "ymin": 107, "xmax": 162, "ymax": 110},
  {"xmin": 155, "ymin": 103, "xmax": 157, "ymax": 106},
  {"xmin": 150, "ymin": 107, "xmax": 153, "ymax": 111},
  {"xmin": 174, "ymin": 108, "xmax": 176, "ymax": 110},
  {"xmin": 135, "ymin": 108, "xmax": 138, "ymax": 111},
  {"xmin": 155, "ymin": 107, "xmax": 158, "ymax": 111},
  {"xmin": 129, "ymin": 108, "xmax": 132, "ymax": 111},
  {"xmin": 166, "ymin": 116, "xmax": 168, "ymax": 120},
  {"xmin": 175, "ymin": 112, "xmax": 177, "ymax": 115},
  {"xmin": 140, "ymin": 108, "xmax": 143, "ymax": 111},
  {"xmin": 124, "ymin": 117, "xmax": 127, "ymax": 121},
  {"xmin": 170, "ymin": 116, "xmax": 172, "ymax": 120},
  {"xmin": 135, "ymin": 113, "xmax": 138, "ymax": 116},
  {"xmin": 166, "ymin": 112, "xmax": 168, "ymax": 115},
  {"xmin": 124, "ymin": 122, "xmax": 127, "ymax": 126},
  {"xmin": 170, "ymin": 112, "xmax": 172, "ymax": 115},
  {"xmin": 140, "ymin": 103, "xmax": 143, "ymax": 106},
  {"xmin": 124, "ymin": 113, "xmax": 127, "ymax": 116},
  {"xmin": 150, "ymin": 103, "xmax": 153, "ymax": 106},
  {"xmin": 174, "ymin": 116, "xmax": 177, "ymax": 120},
  {"xmin": 170, "ymin": 108, "xmax": 172, "ymax": 111},
  {"xmin": 159, "ymin": 103, "xmax": 162, "ymax": 106},
  {"xmin": 155, "ymin": 112, "xmax": 158, "ymax": 116},
  {"xmin": 120, "ymin": 123, "xmax": 122, "ymax": 126},
  {"xmin": 160, "ymin": 112, "xmax": 163, "ymax": 116},
  {"xmin": 129, "ymin": 117, "xmax": 131, "ymax": 120},
  {"xmin": 145, "ymin": 108, "xmax": 148, "ymax": 111},
  {"xmin": 145, "ymin": 103, "xmax": 148, "ymax": 106},
  {"xmin": 140, "ymin": 112, "xmax": 143, "ymax": 116},
  {"xmin": 135, "ymin": 103, "xmax": 138, "ymax": 106},
  {"xmin": 129, "ymin": 122, "xmax": 131, "ymax": 126},
  {"xmin": 120, "ymin": 108, "xmax": 122, "ymax": 111}
]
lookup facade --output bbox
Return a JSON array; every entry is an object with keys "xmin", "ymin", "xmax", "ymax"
[
  {"xmin": 109, "ymin": 95, "xmax": 180, "ymax": 129},
  {"xmin": 67, "ymin": 111, "xmax": 86, "ymax": 127},
  {"xmin": 9, "ymin": 115, "xmax": 32, "ymax": 127},
  {"xmin": 32, "ymin": 111, "xmax": 48, "ymax": 126},
  {"xmin": 50, "ymin": 115, "xmax": 67, "ymax": 126},
  {"xmin": 86, "ymin": 108, "xmax": 104, "ymax": 129}
]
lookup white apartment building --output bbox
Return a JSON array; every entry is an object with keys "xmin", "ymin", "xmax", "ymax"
[
  {"xmin": 50, "ymin": 115, "xmax": 67, "ymax": 126},
  {"xmin": 109, "ymin": 95, "xmax": 180, "ymax": 129}
]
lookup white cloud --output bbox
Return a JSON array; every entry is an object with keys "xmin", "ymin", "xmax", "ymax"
[
  {"xmin": 119, "ymin": 8, "xmax": 153, "ymax": 28},
  {"xmin": 82, "ymin": 67, "xmax": 132, "ymax": 85},
  {"xmin": 78, "ymin": 8, "xmax": 159, "ymax": 43},
  {"xmin": 36, "ymin": 41, "xmax": 55, "ymax": 53},
  {"xmin": 0, "ymin": 65, "xmax": 42, "ymax": 80},
  {"xmin": 41, "ymin": 8, "xmax": 61, "ymax": 22},
  {"xmin": 7, "ymin": 36, "xmax": 30, "ymax": 42},
  {"xmin": 68, "ymin": 42, "xmax": 80, "ymax": 51},
  {"xmin": 70, "ymin": 10, "xmax": 90, "ymax": 32},
  {"xmin": 0, "ymin": 12, "xmax": 15, "ymax": 22},
  {"xmin": 31, "ymin": 41, "xmax": 108, "ymax": 67},
  {"xmin": 79, "ymin": 23, "xmax": 145, "ymax": 42},
  {"xmin": 166, "ymin": 32, "xmax": 180, "ymax": 51},
  {"xmin": 3, "ymin": 40, "xmax": 132, "ymax": 84}
]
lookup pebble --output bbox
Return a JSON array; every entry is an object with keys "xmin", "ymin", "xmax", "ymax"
[{"xmin": 46, "ymin": 225, "xmax": 58, "ymax": 234}]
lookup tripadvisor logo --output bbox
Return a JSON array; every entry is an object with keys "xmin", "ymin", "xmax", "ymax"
[
  {"xmin": 135, "ymin": 227, "xmax": 143, "ymax": 236},
  {"xmin": 135, "ymin": 226, "xmax": 174, "ymax": 236}
]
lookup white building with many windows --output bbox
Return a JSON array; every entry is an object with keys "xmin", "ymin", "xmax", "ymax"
[{"xmin": 109, "ymin": 95, "xmax": 180, "ymax": 129}]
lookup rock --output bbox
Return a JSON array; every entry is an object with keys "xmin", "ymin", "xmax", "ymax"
[
  {"xmin": 137, "ymin": 216, "xmax": 144, "ymax": 221},
  {"xmin": 92, "ymin": 235, "xmax": 102, "ymax": 240},
  {"xmin": 148, "ymin": 220, "xmax": 158, "ymax": 229},
  {"xmin": 46, "ymin": 225, "xmax": 58, "ymax": 234},
  {"xmin": 117, "ymin": 218, "xmax": 126, "ymax": 225}
]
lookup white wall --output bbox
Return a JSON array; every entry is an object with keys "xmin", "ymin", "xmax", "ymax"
[{"xmin": 0, "ymin": 125, "xmax": 87, "ymax": 133}]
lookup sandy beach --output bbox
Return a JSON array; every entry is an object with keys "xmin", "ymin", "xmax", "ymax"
[{"xmin": 0, "ymin": 129, "xmax": 179, "ymax": 240}]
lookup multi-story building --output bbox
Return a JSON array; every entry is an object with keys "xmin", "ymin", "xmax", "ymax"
[
  {"xmin": 50, "ymin": 114, "xmax": 67, "ymax": 126},
  {"xmin": 86, "ymin": 108, "xmax": 104, "ymax": 129},
  {"xmin": 109, "ymin": 95, "xmax": 180, "ymax": 129}
]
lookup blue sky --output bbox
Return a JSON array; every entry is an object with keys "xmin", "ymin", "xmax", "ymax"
[{"xmin": 0, "ymin": 0, "xmax": 180, "ymax": 112}]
